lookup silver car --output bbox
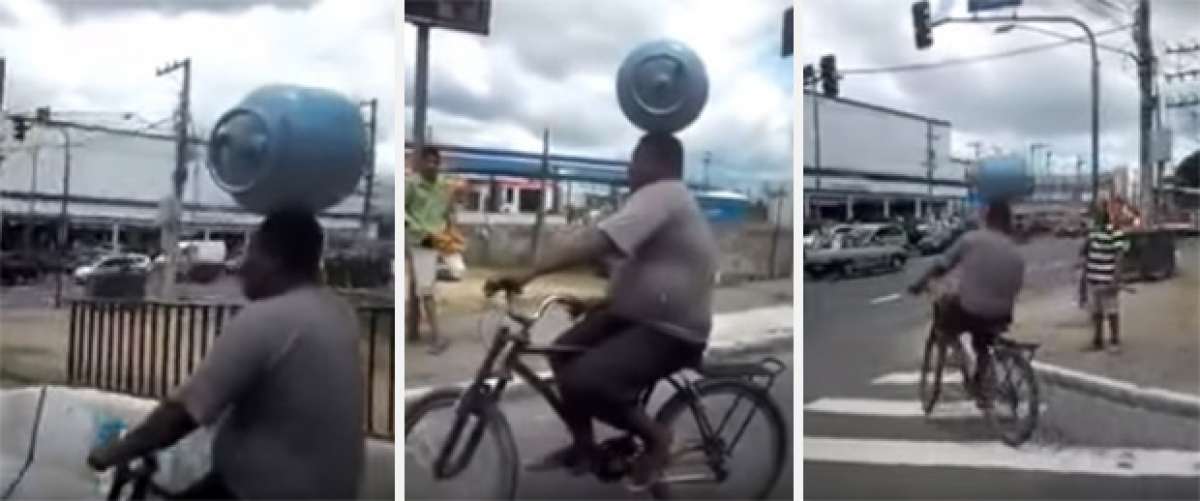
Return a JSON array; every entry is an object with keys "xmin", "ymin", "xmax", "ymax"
[{"xmin": 804, "ymin": 228, "xmax": 908, "ymax": 280}]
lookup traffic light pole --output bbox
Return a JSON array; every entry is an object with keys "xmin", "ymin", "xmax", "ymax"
[{"xmin": 933, "ymin": 14, "xmax": 1100, "ymax": 211}]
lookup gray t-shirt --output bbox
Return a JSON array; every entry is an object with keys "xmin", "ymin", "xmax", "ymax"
[
  {"xmin": 941, "ymin": 229, "xmax": 1026, "ymax": 319},
  {"xmin": 172, "ymin": 285, "xmax": 364, "ymax": 499},
  {"xmin": 598, "ymin": 180, "xmax": 720, "ymax": 344}
]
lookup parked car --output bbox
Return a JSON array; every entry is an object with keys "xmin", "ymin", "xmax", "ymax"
[
  {"xmin": 73, "ymin": 254, "xmax": 151, "ymax": 285},
  {"xmin": 917, "ymin": 229, "xmax": 955, "ymax": 255},
  {"xmin": 804, "ymin": 228, "xmax": 908, "ymax": 280},
  {"xmin": 854, "ymin": 223, "xmax": 909, "ymax": 249},
  {"xmin": 0, "ymin": 251, "xmax": 42, "ymax": 285}
]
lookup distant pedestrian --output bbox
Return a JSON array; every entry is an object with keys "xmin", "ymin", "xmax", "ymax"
[
  {"xmin": 1080, "ymin": 206, "xmax": 1129, "ymax": 352},
  {"xmin": 405, "ymin": 146, "xmax": 455, "ymax": 353}
]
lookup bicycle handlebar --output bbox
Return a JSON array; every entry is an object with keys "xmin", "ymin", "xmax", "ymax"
[{"xmin": 484, "ymin": 287, "xmax": 581, "ymax": 327}]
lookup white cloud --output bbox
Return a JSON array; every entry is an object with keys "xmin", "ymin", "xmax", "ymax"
[
  {"xmin": 402, "ymin": 0, "xmax": 795, "ymax": 189},
  {"xmin": 0, "ymin": 0, "xmax": 397, "ymax": 172}
]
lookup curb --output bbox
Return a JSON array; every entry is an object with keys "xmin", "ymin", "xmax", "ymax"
[
  {"xmin": 403, "ymin": 331, "xmax": 794, "ymax": 407},
  {"xmin": 1031, "ymin": 360, "xmax": 1200, "ymax": 419}
]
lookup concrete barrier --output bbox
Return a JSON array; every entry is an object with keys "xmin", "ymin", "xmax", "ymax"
[
  {"xmin": 458, "ymin": 221, "xmax": 792, "ymax": 279},
  {"xmin": 0, "ymin": 386, "xmax": 394, "ymax": 499}
]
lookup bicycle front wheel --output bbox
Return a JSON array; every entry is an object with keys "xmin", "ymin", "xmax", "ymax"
[
  {"xmin": 919, "ymin": 327, "xmax": 947, "ymax": 415},
  {"xmin": 985, "ymin": 350, "xmax": 1040, "ymax": 447},
  {"xmin": 404, "ymin": 388, "xmax": 519, "ymax": 500},
  {"xmin": 651, "ymin": 379, "xmax": 788, "ymax": 500}
]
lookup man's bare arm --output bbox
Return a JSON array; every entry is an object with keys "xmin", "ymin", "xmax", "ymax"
[{"xmin": 522, "ymin": 229, "xmax": 617, "ymax": 283}]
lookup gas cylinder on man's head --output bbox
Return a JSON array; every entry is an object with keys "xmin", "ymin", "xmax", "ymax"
[
  {"xmin": 616, "ymin": 39, "xmax": 709, "ymax": 134},
  {"xmin": 207, "ymin": 85, "xmax": 367, "ymax": 214},
  {"xmin": 973, "ymin": 155, "xmax": 1034, "ymax": 204}
]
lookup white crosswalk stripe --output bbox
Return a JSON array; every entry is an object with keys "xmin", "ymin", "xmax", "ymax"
[
  {"xmin": 805, "ymin": 397, "xmax": 984, "ymax": 419},
  {"xmin": 804, "ymin": 370, "xmax": 1200, "ymax": 478}
]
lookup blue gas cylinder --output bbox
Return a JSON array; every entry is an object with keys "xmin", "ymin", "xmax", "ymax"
[
  {"xmin": 616, "ymin": 40, "xmax": 709, "ymax": 133},
  {"xmin": 974, "ymin": 155, "xmax": 1034, "ymax": 203},
  {"xmin": 207, "ymin": 85, "xmax": 367, "ymax": 214}
]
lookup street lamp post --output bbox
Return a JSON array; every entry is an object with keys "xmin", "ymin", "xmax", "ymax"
[{"xmin": 980, "ymin": 16, "xmax": 1102, "ymax": 210}]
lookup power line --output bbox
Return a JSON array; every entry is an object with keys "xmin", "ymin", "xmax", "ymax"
[{"xmin": 841, "ymin": 25, "xmax": 1131, "ymax": 75}]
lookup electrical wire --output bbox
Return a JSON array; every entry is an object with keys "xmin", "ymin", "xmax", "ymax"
[{"xmin": 841, "ymin": 25, "xmax": 1131, "ymax": 75}]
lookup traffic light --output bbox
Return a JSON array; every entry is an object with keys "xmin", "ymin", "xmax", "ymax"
[
  {"xmin": 819, "ymin": 55, "xmax": 839, "ymax": 97},
  {"xmin": 803, "ymin": 64, "xmax": 816, "ymax": 88},
  {"xmin": 10, "ymin": 116, "xmax": 30, "ymax": 142},
  {"xmin": 912, "ymin": 1, "xmax": 933, "ymax": 50}
]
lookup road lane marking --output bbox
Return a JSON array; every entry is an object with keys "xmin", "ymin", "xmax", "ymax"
[
  {"xmin": 869, "ymin": 293, "xmax": 902, "ymax": 305},
  {"xmin": 872, "ymin": 371, "xmax": 963, "ymax": 386},
  {"xmin": 804, "ymin": 398, "xmax": 983, "ymax": 419},
  {"xmin": 804, "ymin": 436, "xmax": 1200, "ymax": 477}
]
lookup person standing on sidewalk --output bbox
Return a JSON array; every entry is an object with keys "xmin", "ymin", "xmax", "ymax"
[
  {"xmin": 1080, "ymin": 206, "xmax": 1130, "ymax": 352},
  {"xmin": 405, "ymin": 146, "xmax": 456, "ymax": 353}
]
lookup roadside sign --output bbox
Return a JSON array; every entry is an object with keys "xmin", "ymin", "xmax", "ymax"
[{"xmin": 968, "ymin": 0, "xmax": 1022, "ymax": 13}]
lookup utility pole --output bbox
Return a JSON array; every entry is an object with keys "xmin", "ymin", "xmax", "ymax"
[
  {"xmin": 1134, "ymin": 0, "xmax": 1155, "ymax": 224},
  {"xmin": 1076, "ymin": 156, "xmax": 1084, "ymax": 203},
  {"xmin": 703, "ymin": 151, "xmax": 712, "ymax": 190},
  {"xmin": 0, "ymin": 58, "xmax": 6, "ymax": 118},
  {"xmin": 925, "ymin": 123, "xmax": 937, "ymax": 200},
  {"xmin": 360, "ymin": 98, "xmax": 378, "ymax": 234},
  {"xmin": 530, "ymin": 128, "xmax": 550, "ymax": 263},
  {"xmin": 156, "ymin": 58, "xmax": 191, "ymax": 300}
]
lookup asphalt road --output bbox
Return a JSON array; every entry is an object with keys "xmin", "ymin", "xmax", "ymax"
[
  {"xmin": 405, "ymin": 350, "xmax": 796, "ymax": 500},
  {"xmin": 803, "ymin": 236, "xmax": 1200, "ymax": 499}
]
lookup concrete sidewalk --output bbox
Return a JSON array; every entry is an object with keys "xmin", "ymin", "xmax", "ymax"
[
  {"xmin": 1007, "ymin": 243, "xmax": 1200, "ymax": 417},
  {"xmin": 404, "ymin": 278, "xmax": 794, "ymax": 390}
]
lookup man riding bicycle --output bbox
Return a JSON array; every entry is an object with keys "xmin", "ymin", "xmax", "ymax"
[
  {"xmin": 87, "ymin": 211, "xmax": 365, "ymax": 499},
  {"xmin": 908, "ymin": 201, "xmax": 1025, "ymax": 408},
  {"xmin": 487, "ymin": 133, "xmax": 719, "ymax": 490}
]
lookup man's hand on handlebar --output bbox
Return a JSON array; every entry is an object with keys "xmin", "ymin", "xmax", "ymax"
[{"xmin": 87, "ymin": 443, "xmax": 118, "ymax": 471}]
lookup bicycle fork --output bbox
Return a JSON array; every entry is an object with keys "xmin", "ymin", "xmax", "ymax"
[{"xmin": 432, "ymin": 329, "xmax": 513, "ymax": 480}]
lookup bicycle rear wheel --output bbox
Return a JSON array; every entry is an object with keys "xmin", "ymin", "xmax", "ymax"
[
  {"xmin": 651, "ymin": 379, "xmax": 787, "ymax": 500},
  {"xmin": 983, "ymin": 349, "xmax": 1040, "ymax": 446},
  {"xmin": 404, "ymin": 388, "xmax": 519, "ymax": 500},
  {"xmin": 919, "ymin": 327, "xmax": 947, "ymax": 415}
]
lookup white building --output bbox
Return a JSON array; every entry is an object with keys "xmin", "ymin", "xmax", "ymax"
[{"xmin": 803, "ymin": 91, "xmax": 968, "ymax": 222}]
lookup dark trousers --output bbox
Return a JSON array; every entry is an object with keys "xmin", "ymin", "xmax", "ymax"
[
  {"xmin": 176, "ymin": 471, "xmax": 238, "ymax": 500},
  {"xmin": 935, "ymin": 295, "xmax": 1011, "ymax": 387},
  {"xmin": 548, "ymin": 310, "xmax": 703, "ymax": 443}
]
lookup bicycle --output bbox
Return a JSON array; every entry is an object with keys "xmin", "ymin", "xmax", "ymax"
[
  {"xmin": 404, "ymin": 291, "xmax": 789, "ymax": 500},
  {"xmin": 916, "ymin": 286, "xmax": 1041, "ymax": 447}
]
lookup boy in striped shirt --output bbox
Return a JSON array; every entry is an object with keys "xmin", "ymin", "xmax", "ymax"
[{"xmin": 1080, "ymin": 207, "xmax": 1129, "ymax": 352}]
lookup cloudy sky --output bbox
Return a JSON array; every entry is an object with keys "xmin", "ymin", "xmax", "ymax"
[
  {"xmin": 0, "ymin": 0, "xmax": 397, "ymax": 174},
  {"xmin": 802, "ymin": 0, "xmax": 1199, "ymax": 175},
  {"xmin": 402, "ymin": 0, "xmax": 795, "ymax": 195}
]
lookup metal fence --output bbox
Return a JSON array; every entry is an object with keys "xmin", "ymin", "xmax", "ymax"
[{"xmin": 65, "ymin": 299, "xmax": 396, "ymax": 440}]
